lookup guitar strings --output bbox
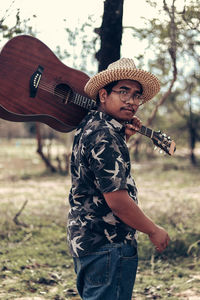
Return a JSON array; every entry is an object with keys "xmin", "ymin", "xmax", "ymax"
[
  {"xmin": 39, "ymin": 82, "xmax": 72, "ymax": 101},
  {"xmin": 3, "ymin": 59, "xmax": 70, "ymax": 100},
  {"xmin": 2, "ymin": 58, "xmax": 85, "ymax": 103},
  {"xmin": 3, "ymin": 59, "xmax": 84, "ymax": 103},
  {"xmin": 38, "ymin": 81, "xmax": 90, "ymax": 107},
  {"xmin": 39, "ymin": 81, "xmax": 92, "ymax": 106}
]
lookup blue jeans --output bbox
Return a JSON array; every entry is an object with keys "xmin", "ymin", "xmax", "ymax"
[{"xmin": 73, "ymin": 243, "xmax": 138, "ymax": 300}]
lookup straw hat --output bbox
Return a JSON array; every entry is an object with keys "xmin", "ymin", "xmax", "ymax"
[{"xmin": 84, "ymin": 58, "xmax": 160, "ymax": 103}]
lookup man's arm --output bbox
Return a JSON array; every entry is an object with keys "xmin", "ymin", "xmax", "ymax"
[{"xmin": 103, "ymin": 190, "xmax": 170, "ymax": 252}]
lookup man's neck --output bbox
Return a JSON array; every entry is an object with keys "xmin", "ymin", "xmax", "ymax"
[{"xmin": 97, "ymin": 107, "xmax": 125, "ymax": 125}]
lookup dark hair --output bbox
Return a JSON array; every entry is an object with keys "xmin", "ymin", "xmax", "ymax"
[{"xmin": 95, "ymin": 81, "xmax": 119, "ymax": 107}]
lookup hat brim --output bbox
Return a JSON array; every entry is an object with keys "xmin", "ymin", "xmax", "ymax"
[{"xmin": 84, "ymin": 68, "xmax": 160, "ymax": 103}]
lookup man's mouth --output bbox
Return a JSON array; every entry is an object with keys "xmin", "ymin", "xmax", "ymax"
[{"xmin": 121, "ymin": 107, "xmax": 135, "ymax": 113}]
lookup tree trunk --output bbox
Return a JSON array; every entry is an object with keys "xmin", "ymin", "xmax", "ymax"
[
  {"xmin": 96, "ymin": 0, "xmax": 124, "ymax": 71},
  {"xmin": 188, "ymin": 122, "xmax": 197, "ymax": 165},
  {"xmin": 36, "ymin": 123, "xmax": 57, "ymax": 173}
]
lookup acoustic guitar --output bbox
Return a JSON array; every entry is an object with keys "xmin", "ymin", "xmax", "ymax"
[{"xmin": 0, "ymin": 35, "xmax": 176, "ymax": 155}]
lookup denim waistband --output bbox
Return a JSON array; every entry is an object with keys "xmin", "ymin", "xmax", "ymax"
[{"xmin": 99, "ymin": 240, "xmax": 137, "ymax": 250}]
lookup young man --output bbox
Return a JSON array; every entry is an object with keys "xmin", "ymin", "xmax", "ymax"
[{"xmin": 67, "ymin": 58, "xmax": 170, "ymax": 300}]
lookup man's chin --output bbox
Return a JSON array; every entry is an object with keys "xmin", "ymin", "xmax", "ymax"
[
  {"xmin": 117, "ymin": 116, "xmax": 133, "ymax": 124},
  {"xmin": 121, "ymin": 111, "xmax": 135, "ymax": 121}
]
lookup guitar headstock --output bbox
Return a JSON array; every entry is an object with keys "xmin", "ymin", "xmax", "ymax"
[{"xmin": 152, "ymin": 130, "xmax": 176, "ymax": 156}]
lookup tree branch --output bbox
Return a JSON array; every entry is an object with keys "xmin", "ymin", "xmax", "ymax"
[
  {"xmin": 13, "ymin": 200, "xmax": 28, "ymax": 227},
  {"xmin": 36, "ymin": 123, "xmax": 57, "ymax": 173},
  {"xmin": 129, "ymin": 0, "xmax": 178, "ymax": 149}
]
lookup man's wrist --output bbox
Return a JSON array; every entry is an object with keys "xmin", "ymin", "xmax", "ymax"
[{"xmin": 147, "ymin": 223, "xmax": 158, "ymax": 236}]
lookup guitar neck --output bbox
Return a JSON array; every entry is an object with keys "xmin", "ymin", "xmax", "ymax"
[
  {"xmin": 72, "ymin": 93, "xmax": 96, "ymax": 110},
  {"xmin": 138, "ymin": 125, "xmax": 155, "ymax": 139},
  {"xmin": 137, "ymin": 125, "xmax": 176, "ymax": 156}
]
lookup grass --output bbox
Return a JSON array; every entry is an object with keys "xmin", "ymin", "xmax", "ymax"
[{"xmin": 0, "ymin": 138, "xmax": 200, "ymax": 299}]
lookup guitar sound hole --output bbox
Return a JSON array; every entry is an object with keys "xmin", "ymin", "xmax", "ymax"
[{"xmin": 54, "ymin": 84, "xmax": 73, "ymax": 104}]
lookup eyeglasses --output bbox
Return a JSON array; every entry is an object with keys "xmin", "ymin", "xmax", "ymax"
[{"xmin": 111, "ymin": 89, "xmax": 144, "ymax": 105}]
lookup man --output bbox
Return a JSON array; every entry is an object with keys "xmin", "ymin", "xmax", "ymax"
[{"xmin": 67, "ymin": 58, "xmax": 170, "ymax": 300}]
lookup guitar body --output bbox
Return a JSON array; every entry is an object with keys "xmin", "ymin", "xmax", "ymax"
[{"xmin": 0, "ymin": 35, "xmax": 91, "ymax": 132}]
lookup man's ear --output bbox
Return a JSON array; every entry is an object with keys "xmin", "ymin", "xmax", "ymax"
[{"xmin": 99, "ymin": 89, "xmax": 107, "ymax": 103}]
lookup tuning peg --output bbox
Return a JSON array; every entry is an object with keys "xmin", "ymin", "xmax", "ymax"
[
  {"xmin": 154, "ymin": 146, "xmax": 158, "ymax": 151},
  {"xmin": 159, "ymin": 150, "xmax": 163, "ymax": 154}
]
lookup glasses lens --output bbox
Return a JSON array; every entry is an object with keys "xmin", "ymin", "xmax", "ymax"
[
  {"xmin": 120, "ymin": 92, "xmax": 144, "ymax": 105},
  {"xmin": 120, "ymin": 92, "xmax": 130, "ymax": 102}
]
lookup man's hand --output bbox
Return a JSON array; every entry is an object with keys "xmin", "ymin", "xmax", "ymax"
[
  {"xmin": 148, "ymin": 225, "xmax": 170, "ymax": 252},
  {"xmin": 104, "ymin": 190, "xmax": 170, "ymax": 253},
  {"xmin": 125, "ymin": 116, "xmax": 142, "ymax": 141}
]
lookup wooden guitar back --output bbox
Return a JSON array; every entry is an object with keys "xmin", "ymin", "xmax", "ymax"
[{"xmin": 0, "ymin": 35, "xmax": 91, "ymax": 132}]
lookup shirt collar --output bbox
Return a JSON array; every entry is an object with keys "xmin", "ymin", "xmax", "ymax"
[{"xmin": 89, "ymin": 110, "xmax": 125, "ymax": 135}]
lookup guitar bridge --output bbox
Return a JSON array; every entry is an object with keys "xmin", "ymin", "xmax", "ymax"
[{"xmin": 30, "ymin": 65, "xmax": 44, "ymax": 97}]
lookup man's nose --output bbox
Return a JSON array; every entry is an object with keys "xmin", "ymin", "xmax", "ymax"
[{"xmin": 127, "ymin": 96, "xmax": 140, "ymax": 105}]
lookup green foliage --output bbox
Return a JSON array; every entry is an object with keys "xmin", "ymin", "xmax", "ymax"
[
  {"xmin": 0, "ymin": 8, "xmax": 36, "ymax": 42},
  {"xmin": 56, "ymin": 16, "xmax": 99, "ymax": 75},
  {"xmin": 130, "ymin": 1, "xmax": 200, "ymax": 78},
  {"xmin": 127, "ymin": 0, "xmax": 200, "ymax": 163}
]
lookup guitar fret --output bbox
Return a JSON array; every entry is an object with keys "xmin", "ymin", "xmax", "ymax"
[
  {"xmin": 139, "ymin": 126, "xmax": 154, "ymax": 138},
  {"xmin": 82, "ymin": 96, "xmax": 86, "ymax": 108},
  {"xmin": 146, "ymin": 127, "xmax": 153, "ymax": 138},
  {"xmin": 139, "ymin": 125, "xmax": 146, "ymax": 135},
  {"xmin": 77, "ymin": 94, "xmax": 81, "ymax": 106},
  {"xmin": 72, "ymin": 93, "xmax": 96, "ymax": 110},
  {"xmin": 133, "ymin": 124, "xmax": 175, "ymax": 156},
  {"xmin": 73, "ymin": 94, "xmax": 77, "ymax": 105}
]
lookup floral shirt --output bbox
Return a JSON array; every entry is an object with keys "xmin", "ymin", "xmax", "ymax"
[{"xmin": 67, "ymin": 110, "xmax": 138, "ymax": 257}]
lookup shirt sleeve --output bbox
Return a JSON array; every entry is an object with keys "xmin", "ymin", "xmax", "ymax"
[{"xmin": 86, "ymin": 130, "xmax": 128, "ymax": 193}]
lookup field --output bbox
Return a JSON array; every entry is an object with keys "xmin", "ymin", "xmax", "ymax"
[{"xmin": 0, "ymin": 138, "xmax": 200, "ymax": 300}]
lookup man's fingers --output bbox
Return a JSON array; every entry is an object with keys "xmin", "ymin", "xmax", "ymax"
[{"xmin": 156, "ymin": 239, "xmax": 170, "ymax": 252}]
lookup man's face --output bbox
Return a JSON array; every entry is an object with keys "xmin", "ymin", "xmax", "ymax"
[{"xmin": 99, "ymin": 80, "xmax": 142, "ymax": 122}]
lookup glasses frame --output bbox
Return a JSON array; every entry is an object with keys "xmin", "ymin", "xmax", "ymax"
[{"xmin": 111, "ymin": 89, "xmax": 144, "ymax": 106}]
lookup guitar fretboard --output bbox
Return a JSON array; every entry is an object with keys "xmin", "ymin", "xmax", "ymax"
[
  {"xmin": 72, "ymin": 93, "xmax": 96, "ymax": 110},
  {"xmin": 139, "ymin": 125, "xmax": 154, "ymax": 139}
]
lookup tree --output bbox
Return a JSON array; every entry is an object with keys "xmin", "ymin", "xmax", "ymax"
[
  {"xmin": 128, "ymin": 0, "xmax": 200, "ymax": 164},
  {"xmin": 96, "ymin": 0, "xmax": 124, "ymax": 71},
  {"xmin": 35, "ymin": 0, "xmax": 125, "ymax": 173},
  {"xmin": 127, "ymin": 0, "xmax": 178, "ymax": 158}
]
